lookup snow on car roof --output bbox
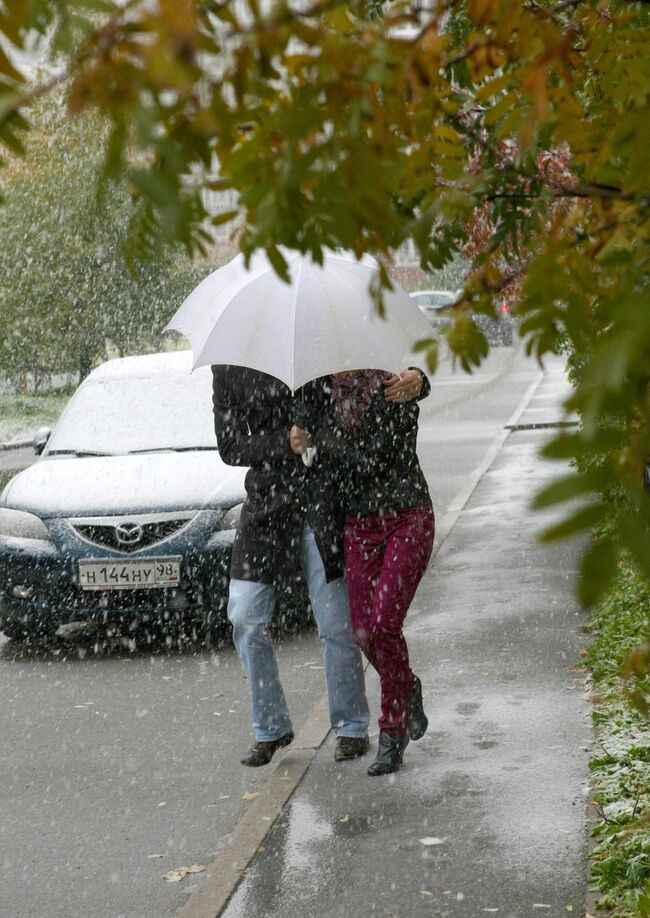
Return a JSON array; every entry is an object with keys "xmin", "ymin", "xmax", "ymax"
[{"xmin": 87, "ymin": 350, "xmax": 198, "ymax": 381}]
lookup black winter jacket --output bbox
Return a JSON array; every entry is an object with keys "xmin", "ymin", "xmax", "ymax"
[
  {"xmin": 212, "ymin": 365, "xmax": 345, "ymax": 583},
  {"xmin": 315, "ymin": 379, "xmax": 432, "ymax": 517}
]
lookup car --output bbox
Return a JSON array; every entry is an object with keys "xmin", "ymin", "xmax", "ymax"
[
  {"xmin": 0, "ymin": 352, "xmax": 306, "ymax": 645},
  {"xmin": 410, "ymin": 289, "xmax": 514, "ymax": 346},
  {"xmin": 408, "ymin": 290, "xmax": 456, "ymax": 329}
]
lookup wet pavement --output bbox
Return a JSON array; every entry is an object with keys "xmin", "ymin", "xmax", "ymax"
[{"xmin": 220, "ymin": 356, "xmax": 592, "ymax": 918}]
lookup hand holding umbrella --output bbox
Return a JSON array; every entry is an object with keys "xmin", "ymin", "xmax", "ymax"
[{"xmin": 291, "ymin": 396, "xmax": 317, "ymax": 467}]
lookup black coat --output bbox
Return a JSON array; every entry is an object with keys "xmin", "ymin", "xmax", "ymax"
[
  {"xmin": 212, "ymin": 366, "xmax": 345, "ymax": 584},
  {"xmin": 315, "ymin": 379, "xmax": 432, "ymax": 516}
]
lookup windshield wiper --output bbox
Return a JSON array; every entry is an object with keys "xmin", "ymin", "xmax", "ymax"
[
  {"xmin": 48, "ymin": 449, "xmax": 115, "ymax": 457},
  {"xmin": 127, "ymin": 446, "xmax": 219, "ymax": 455}
]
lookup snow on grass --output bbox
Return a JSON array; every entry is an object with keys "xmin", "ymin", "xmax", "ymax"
[{"xmin": 0, "ymin": 392, "xmax": 68, "ymax": 444}]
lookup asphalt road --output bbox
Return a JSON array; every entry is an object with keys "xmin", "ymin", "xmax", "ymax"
[{"xmin": 0, "ymin": 346, "xmax": 543, "ymax": 918}]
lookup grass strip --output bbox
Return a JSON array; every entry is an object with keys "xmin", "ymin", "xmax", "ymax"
[
  {"xmin": 0, "ymin": 391, "xmax": 69, "ymax": 443},
  {"xmin": 587, "ymin": 557, "xmax": 650, "ymax": 916}
]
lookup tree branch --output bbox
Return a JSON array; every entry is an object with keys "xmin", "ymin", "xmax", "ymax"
[{"xmin": 487, "ymin": 183, "xmax": 648, "ymax": 204}]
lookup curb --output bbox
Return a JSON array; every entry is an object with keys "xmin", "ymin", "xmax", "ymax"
[{"xmin": 179, "ymin": 367, "xmax": 546, "ymax": 918}]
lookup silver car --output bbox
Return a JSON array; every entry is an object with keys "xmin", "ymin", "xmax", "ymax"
[{"xmin": 409, "ymin": 290, "xmax": 456, "ymax": 328}]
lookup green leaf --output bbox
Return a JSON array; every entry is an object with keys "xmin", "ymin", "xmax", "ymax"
[
  {"xmin": 578, "ymin": 535, "xmax": 619, "ymax": 606},
  {"xmin": 211, "ymin": 209, "xmax": 239, "ymax": 227},
  {"xmin": 540, "ymin": 503, "xmax": 608, "ymax": 542},
  {"xmin": 618, "ymin": 513, "xmax": 650, "ymax": 582},
  {"xmin": 532, "ymin": 468, "xmax": 607, "ymax": 509},
  {"xmin": 265, "ymin": 245, "xmax": 290, "ymax": 283}
]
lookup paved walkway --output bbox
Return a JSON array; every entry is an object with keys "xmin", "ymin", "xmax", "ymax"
[{"xmin": 215, "ymin": 358, "xmax": 593, "ymax": 918}]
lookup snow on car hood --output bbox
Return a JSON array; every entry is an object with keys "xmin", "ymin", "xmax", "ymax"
[{"xmin": 2, "ymin": 452, "xmax": 247, "ymax": 518}]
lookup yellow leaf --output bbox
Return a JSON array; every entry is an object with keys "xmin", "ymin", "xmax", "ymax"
[{"xmin": 162, "ymin": 865, "xmax": 206, "ymax": 883}]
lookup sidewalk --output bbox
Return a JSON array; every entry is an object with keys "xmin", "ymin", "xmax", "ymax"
[{"xmin": 217, "ymin": 359, "xmax": 593, "ymax": 918}]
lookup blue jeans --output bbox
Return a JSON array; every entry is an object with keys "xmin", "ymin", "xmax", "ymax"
[{"xmin": 228, "ymin": 522, "xmax": 370, "ymax": 742}]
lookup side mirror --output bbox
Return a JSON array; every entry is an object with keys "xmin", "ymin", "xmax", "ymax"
[{"xmin": 33, "ymin": 427, "xmax": 52, "ymax": 456}]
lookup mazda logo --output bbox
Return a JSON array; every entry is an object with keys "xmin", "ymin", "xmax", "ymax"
[{"xmin": 115, "ymin": 522, "xmax": 143, "ymax": 545}]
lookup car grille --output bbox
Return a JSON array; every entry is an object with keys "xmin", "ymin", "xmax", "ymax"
[{"xmin": 72, "ymin": 519, "xmax": 190, "ymax": 553}]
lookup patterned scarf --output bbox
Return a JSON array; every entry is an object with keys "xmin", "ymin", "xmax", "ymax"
[{"xmin": 331, "ymin": 369, "xmax": 390, "ymax": 431}]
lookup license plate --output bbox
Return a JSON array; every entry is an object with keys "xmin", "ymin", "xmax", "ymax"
[{"xmin": 78, "ymin": 557, "xmax": 182, "ymax": 591}]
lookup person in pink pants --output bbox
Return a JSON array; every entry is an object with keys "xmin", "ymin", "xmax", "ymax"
[{"xmin": 300, "ymin": 368, "xmax": 434, "ymax": 776}]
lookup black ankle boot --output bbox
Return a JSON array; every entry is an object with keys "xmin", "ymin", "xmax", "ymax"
[
  {"xmin": 408, "ymin": 674, "xmax": 428, "ymax": 741},
  {"xmin": 367, "ymin": 731, "xmax": 409, "ymax": 776}
]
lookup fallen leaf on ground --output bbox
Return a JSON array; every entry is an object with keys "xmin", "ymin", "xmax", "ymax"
[
  {"xmin": 162, "ymin": 865, "xmax": 206, "ymax": 883},
  {"xmin": 579, "ymin": 650, "xmax": 588, "ymax": 657},
  {"xmin": 419, "ymin": 837, "xmax": 444, "ymax": 845},
  {"xmin": 241, "ymin": 792, "xmax": 259, "ymax": 801},
  {"xmin": 421, "ymin": 891, "xmax": 433, "ymax": 896},
  {"xmin": 565, "ymin": 908, "xmax": 574, "ymax": 913},
  {"xmin": 533, "ymin": 906, "xmax": 551, "ymax": 910},
  {"xmin": 339, "ymin": 814, "xmax": 350, "ymax": 823},
  {"xmin": 158, "ymin": 802, "xmax": 166, "ymax": 807}
]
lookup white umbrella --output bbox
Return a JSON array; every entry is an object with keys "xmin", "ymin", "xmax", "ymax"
[{"xmin": 165, "ymin": 248, "xmax": 433, "ymax": 392}]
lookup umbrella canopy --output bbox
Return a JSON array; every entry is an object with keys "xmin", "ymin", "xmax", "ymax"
[{"xmin": 165, "ymin": 249, "xmax": 433, "ymax": 391}]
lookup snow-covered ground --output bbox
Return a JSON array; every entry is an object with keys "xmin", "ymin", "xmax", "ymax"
[{"xmin": 0, "ymin": 394, "xmax": 67, "ymax": 445}]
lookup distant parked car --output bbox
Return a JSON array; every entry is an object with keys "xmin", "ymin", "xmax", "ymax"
[
  {"xmin": 410, "ymin": 289, "xmax": 514, "ymax": 346},
  {"xmin": 0, "ymin": 352, "xmax": 306, "ymax": 644},
  {"xmin": 409, "ymin": 290, "xmax": 456, "ymax": 329}
]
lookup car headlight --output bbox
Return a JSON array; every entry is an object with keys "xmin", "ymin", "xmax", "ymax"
[
  {"xmin": 0, "ymin": 508, "xmax": 52, "ymax": 541},
  {"xmin": 218, "ymin": 503, "xmax": 243, "ymax": 531}
]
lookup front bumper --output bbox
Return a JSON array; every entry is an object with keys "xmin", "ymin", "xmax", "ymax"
[{"xmin": 0, "ymin": 528, "xmax": 234, "ymax": 635}]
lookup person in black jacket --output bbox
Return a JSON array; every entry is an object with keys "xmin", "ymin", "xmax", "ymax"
[
  {"xmin": 212, "ymin": 364, "xmax": 425, "ymax": 767},
  {"xmin": 295, "ymin": 368, "xmax": 434, "ymax": 776}
]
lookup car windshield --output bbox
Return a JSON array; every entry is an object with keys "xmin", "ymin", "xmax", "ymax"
[
  {"xmin": 45, "ymin": 363, "xmax": 216, "ymax": 456},
  {"xmin": 415, "ymin": 292, "xmax": 455, "ymax": 307}
]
